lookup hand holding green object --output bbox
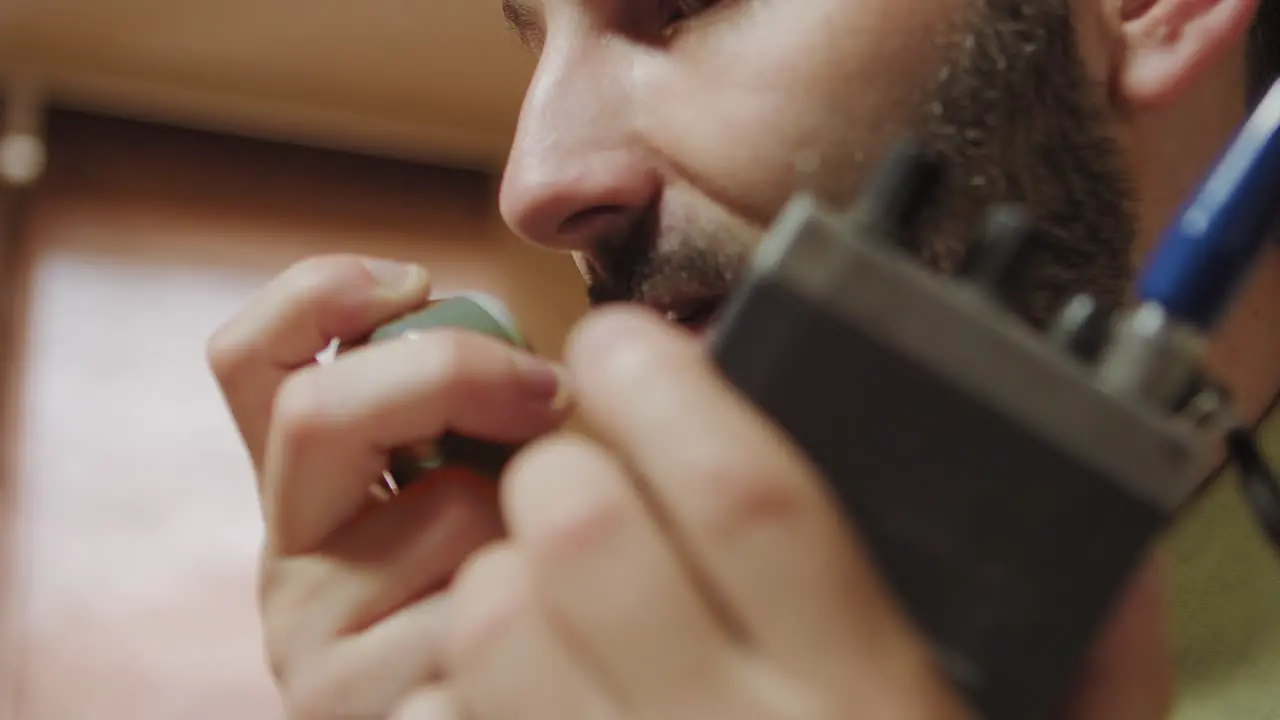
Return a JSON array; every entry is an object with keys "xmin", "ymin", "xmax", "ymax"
[{"xmin": 363, "ymin": 292, "xmax": 536, "ymax": 488}]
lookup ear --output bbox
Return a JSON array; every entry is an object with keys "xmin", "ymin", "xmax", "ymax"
[{"xmin": 1113, "ymin": 0, "xmax": 1259, "ymax": 108}]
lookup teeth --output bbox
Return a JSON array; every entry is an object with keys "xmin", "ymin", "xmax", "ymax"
[{"xmin": 665, "ymin": 310, "xmax": 680, "ymax": 322}]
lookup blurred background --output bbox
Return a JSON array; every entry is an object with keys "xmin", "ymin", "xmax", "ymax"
[{"xmin": 0, "ymin": 2, "xmax": 589, "ymax": 717}]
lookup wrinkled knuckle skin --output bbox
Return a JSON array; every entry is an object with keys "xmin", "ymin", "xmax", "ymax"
[
  {"xmin": 293, "ymin": 257, "xmax": 382, "ymax": 334},
  {"xmin": 690, "ymin": 451, "xmax": 805, "ymax": 544},
  {"xmin": 270, "ymin": 367, "xmax": 341, "ymax": 456},
  {"xmin": 206, "ymin": 255, "xmax": 370, "ymax": 382},
  {"xmin": 259, "ymin": 578, "xmax": 313, "ymax": 693},
  {"xmin": 268, "ymin": 643, "xmax": 321, "ymax": 720},
  {"xmin": 273, "ymin": 643, "xmax": 381, "ymax": 720},
  {"xmin": 533, "ymin": 486, "xmax": 628, "ymax": 570},
  {"xmin": 422, "ymin": 328, "xmax": 470, "ymax": 384},
  {"xmin": 285, "ymin": 254, "xmax": 371, "ymax": 294},
  {"xmin": 392, "ymin": 328, "xmax": 482, "ymax": 410},
  {"xmin": 279, "ymin": 677, "xmax": 357, "ymax": 720},
  {"xmin": 444, "ymin": 596, "xmax": 523, "ymax": 678},
  {"xmin": 432, "ymin": 328, "xmax": 512, "ymax": 400},
  {"xmin": 506, "ymin": 437, "xmax": 630, "ymax": 570},
  {"xmin": 264, "ymin": 601, "xmax": 384, "ymax": 720},
  {"xmin": 444, "ymin": 549, "xmax": 530, "ymax": 675},
  {"xmin": 205, "ymin": 320, "xmax": 257, "ymax": 387},
  {"xmin": 266, "ymin": 648, "xmax": 297, "ymax": 704}
]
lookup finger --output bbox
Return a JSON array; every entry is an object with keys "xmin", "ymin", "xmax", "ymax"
[
  {"xmin": 501, "ymin": 433, "xmax": 734, "ymax": 710},
  {"xmin": 1063, "ymin": 551, "xmax": 1173, "ymax": 720},
  {"xmin": 279, "ymin": 594, "xmax": 453, "ymax": 720},
  {"xmin": 263, "ymin": 468, "xmax": 503, "ymax": 651},
  {"xmin": 390, "ymin": 688, "xmax": 464, "ymax": 720},
  {"xmin": 208, "ymin": 254, "xmax": 432, "ymax": 472},
  {"xmin": 445, "ymin": 543, "xmax": 617, "ymax": 720},
  {"xmin": 264, "ymin": 329, "xmax": 570, "ymax": 554},
  {"xmin": 565, "ymin": 306, "xmax": 923, "ymax": 673}
]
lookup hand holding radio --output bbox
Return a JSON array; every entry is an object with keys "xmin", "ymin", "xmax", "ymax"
[{"xmin": 438, "ymin": 305, "xmax": 1172, "ymax": 720}]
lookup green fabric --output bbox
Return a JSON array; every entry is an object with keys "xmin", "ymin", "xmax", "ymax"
[{"xmin": 1167, "ymin": 408, "xmax": 1280, "ymax": 719}]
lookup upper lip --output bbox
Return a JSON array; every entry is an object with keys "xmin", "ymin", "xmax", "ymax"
[{"xmin": 583, "ymin": 252, "xmax": 738, "ymax": 328}]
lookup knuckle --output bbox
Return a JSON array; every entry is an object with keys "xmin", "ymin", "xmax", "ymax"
[
  {"xmin": 444, "ymin": 545, "xmax": 530, "ymax": 672},
  {"xmin": 263, "ymin": 610, "xmax": 361, "ymax": 718},
  {"xmin": 205, "ymin": 319, "xmax": 257, "ymax": 385},
  {"xmin": 265, "ymin": 630, "xmax": 316, "ymax": 717},
  {"xmin": 206, "ymin": 255, "xmax": 375, "ymax": 384},
  {"xmin": 418, "ymin": 327, "xmax": 469, "ymax": 377},
  {"xmin": 259, "ymin": 573, "xmax": 315, "ymax": 688},
  {"xmin": 688, "ymin": 450, "xmax": 806, "ymax": 543},
  {"xmin": 259, "ymin": 558, "xmax": 396, "ymax": 720},
  {"xmin": 278, "ymin": 683, "xmax": 315, "ymax": 720},
  {"xmin": 265, "ymin": 644, "xmax": 295, "ymax": 700},
  {"xmin": 387, "ymin": 691, "xmax": 454, "ymax": 720},
  {"xmin": 533, "ymin": 484, "xmax": 628, "ymax": 566},
  {"xmin": 505, "ymin": 437, "xmax": 630, "ymax": 565},
  {"xmin": 284, "ymin": 255, "xmax": 400, "ymax": 341},
  {"xmin": 278, "ymin": 672, "xmax": 358, "ymax": 720},
  {"xmin": 284, "ymin": 254, "xmax": 371, "ymax": 296},
  {"xmin": 264, "ymin": 636, "xmax": 297, "ymax": 690},
  {"xmin": 270, "ymin": 368, "xmax": 336, "ymax": 451},
  {"xmin": 409, "ymin": 329, "xmax": 507, "ymax": 402}
]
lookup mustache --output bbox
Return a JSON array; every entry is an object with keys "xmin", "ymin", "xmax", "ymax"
[
  {"xmin": 584, "ymin": 212, "xmax": 745, "ymax": 308},
  {"xmin": 585, "ymin": 212, "xmax": 655, "ymax": 305}
]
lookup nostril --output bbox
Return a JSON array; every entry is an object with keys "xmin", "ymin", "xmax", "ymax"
[{"xmin": 558, "ymin": 205, "xmax": 631, "ymax": 238}]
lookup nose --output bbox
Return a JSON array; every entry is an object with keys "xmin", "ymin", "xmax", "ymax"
[{"xmin": 499, "ymin": 38, "xmax": 661, "ymax": 252}]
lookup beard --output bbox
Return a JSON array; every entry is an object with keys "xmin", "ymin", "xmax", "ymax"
[
  {"xmin": 914, "ymin": 0, "xmax": 1137, "ymax": 327},
  {"xmin": 587, "ymin": 0, "xmax": 1137, "ymax": 330}
]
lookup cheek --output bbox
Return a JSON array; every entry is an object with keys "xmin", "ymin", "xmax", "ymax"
[{"xmin": 635, "ymin": 0, "xmax": 963, "ymax": 223}]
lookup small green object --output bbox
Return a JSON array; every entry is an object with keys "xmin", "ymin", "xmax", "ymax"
[
  {"xmin": 369, "ymin": 293, "xmax": 527, "ymax": 349},
  {"xmin": 369, "ymin": 293, "xmax": 528, "ymax": 486}
]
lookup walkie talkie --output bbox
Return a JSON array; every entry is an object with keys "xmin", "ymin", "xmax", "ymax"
[{"xmin": 708, "ymin": 80, "xmax": 1280, "ymax": 719}]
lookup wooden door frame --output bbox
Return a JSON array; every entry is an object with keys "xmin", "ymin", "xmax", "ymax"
[{"xmin": 0, "ymin": 80, "xmax": 45, "ymax": 720}]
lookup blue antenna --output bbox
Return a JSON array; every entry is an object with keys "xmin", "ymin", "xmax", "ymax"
[{"xmin": 1137, "ymin": 79, "xmax": 1280, "ymax": 330}]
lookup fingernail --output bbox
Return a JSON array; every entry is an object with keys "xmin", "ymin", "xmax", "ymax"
[
  {"xmin": 515, "ymin": 354, "xmax": 573, "ymax": 410},
  {"xmin": 364, "ymin": 259, "xmax": 429, "ymax": 297}
]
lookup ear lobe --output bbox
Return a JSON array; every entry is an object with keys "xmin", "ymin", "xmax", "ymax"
[{"xmin": 1114, "ymin": 0, "xmax": 1259, "ymax": 108}]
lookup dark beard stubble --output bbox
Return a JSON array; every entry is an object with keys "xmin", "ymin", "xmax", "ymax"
[
  {"xmin": 914, "ymin": 0, "xmax": 1138, "ymax": 327},
  {"xmin": 588, "ymin": 0, "xmax": 1139, "ymax": 329}
]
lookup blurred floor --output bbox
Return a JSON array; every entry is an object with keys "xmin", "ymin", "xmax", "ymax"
[{"xmin": 3, "ymin": 112, "xmax": 586, "ymax": 719}]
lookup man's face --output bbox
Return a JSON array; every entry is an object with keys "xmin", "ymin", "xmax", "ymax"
[{"xmin": 498, "ymin": 0, "xmax": 1136, "ymax": 329}]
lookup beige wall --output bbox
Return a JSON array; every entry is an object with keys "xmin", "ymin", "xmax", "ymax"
[
  {"xmin": 0, "ymin": 110, "xmax": 586, "ymax": 719},
  {"xmin": 0, "ymin": 1, "xmax": 533, "ymax": 171}
]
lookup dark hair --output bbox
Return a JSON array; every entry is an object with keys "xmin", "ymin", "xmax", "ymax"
[{"xmin": 1248, "ymin": 1, "xmax": 1280, "ymax": 105}]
